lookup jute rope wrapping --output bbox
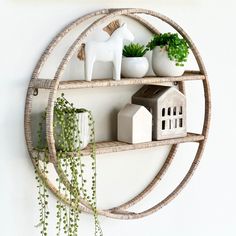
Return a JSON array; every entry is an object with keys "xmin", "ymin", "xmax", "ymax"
[{"xmin": 25, "ymin": 8, "xmax": 211, "ymax": 219}]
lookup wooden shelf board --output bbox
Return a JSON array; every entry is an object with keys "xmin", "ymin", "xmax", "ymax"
[
  {"xmin": 81, "ymin": 132, "xmax": 204, "ymax": 155},
  {"xmin": 33, "ymin": 133, "xmax": 204, "ymax": 159},
  {"xmin": 30, "ymin": 71, "xmax": 205, "ymax": 90}
]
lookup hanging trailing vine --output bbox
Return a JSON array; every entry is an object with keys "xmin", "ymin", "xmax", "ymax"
[
  {"xmin": 34, "ymin": 93, "xmax": 103, "ymax": 236},
  {"xmin": 35, "ymin": 111, "xmax": 50, "ymax": 236}
]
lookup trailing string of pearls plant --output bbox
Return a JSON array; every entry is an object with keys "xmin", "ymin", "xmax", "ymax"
[{"xmin": 34, "ymin": 93, "xmax": 103, "ymax": 236}]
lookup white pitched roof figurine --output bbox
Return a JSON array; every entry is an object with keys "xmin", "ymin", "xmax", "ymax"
[{"xmin": 117, "ymin": 104, "xmax": 152, "ymax": 144}]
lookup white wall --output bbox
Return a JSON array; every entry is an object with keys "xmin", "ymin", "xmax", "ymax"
[{"xmin": 1, "ymin": 0, "xmax": 236, "ymax": 235}]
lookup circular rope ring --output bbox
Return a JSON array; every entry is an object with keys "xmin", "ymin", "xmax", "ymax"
[{"xmin": 25, "ymin": 8, "xmax": 211, "ymax": 220}]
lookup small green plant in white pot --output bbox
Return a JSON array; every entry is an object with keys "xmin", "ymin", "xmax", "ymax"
[
  {"xmin": 121, "ymin": 43, "xmax": 149, "ymax": 78},
  {"xmin": 147, "ymin": 33, "xmax": 189, "ymax": 76}
]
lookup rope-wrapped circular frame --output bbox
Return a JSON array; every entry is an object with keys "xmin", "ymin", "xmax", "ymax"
[{"xmin": 24, "ymin": 8, "xmax": 211, "ymax": 220}]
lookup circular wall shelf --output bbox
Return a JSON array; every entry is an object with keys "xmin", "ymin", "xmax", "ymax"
[{"xmin": 25, "ymin": 8, "xmax": 211, "ymax": 220}]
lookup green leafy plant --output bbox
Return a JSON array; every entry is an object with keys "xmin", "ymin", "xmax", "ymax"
[
  {"xmin": 146, "ymin": 33, "xmax": 189, "ymax": 66},
  {"xmin": 123, "ymin": 43, "xmax": 148, "ymax": 57},
  {"xmin": 35, "ymin": 93, "xmax": 102, "ymax": 236}
]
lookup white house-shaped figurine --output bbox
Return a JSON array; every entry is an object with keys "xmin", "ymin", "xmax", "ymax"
[
  {"xmin": 117, "ymin": 104, "xmax": 152, "ymax": 144},
  {"xmin": 132, "ymin": 85, "xmax": 187, "ymax": 140}
]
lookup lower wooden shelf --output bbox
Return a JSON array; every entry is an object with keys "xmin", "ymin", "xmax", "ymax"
[
  {"xmin": 33, "ymin": 133, "xmax": 204, "ymax": 160},
  {"xmin": 81, "ymin": 132, "xmax": 204, "ymax": 155}
]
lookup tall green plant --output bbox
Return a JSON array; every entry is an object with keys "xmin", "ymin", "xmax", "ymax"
[{"xmin": 35, "ymin": 93, "xmax": 102, "ymax": 236}]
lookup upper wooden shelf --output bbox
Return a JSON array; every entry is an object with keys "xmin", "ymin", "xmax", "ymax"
[{"xmin": 30, "ymin": 71, "xmax": 205, "ymax": 90}]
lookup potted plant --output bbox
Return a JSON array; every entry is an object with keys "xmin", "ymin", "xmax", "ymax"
[
  {"xmin": 54, "ymin": 97, "xmax": 90, "ymax": 151},
  {"xmin": 35, "ymin": 93, "xmax": 103, "ymax": 236},
  {"xmin": 147, "ymin": 33, "xmax": 189, "ymax": 76},
  {"xmin": 121, "ymin": 43, "xmax": 149, "ymax": 78}
]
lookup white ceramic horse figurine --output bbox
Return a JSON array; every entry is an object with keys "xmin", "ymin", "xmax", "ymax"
[{"xmin": 78, "ymin": 22, "xmax": 134, "ymax": 81}]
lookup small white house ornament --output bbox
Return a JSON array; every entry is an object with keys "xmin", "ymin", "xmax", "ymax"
[
  {"xmin": 132, "ymin": 85, "xmax": 187, "ymax": 140},
  {"xmin": 117, "ymin": 104, "xmax": 152, "ymax": 144},
  {"xmin": 77, "ymin": 20, "xmax": 134, "ymax": 81}
]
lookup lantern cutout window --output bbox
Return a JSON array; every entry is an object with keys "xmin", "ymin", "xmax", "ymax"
[
  {"xmin": 132, "ymin": 85, "xmax": 187, "ymax": 140},
  {"xmin": 117, "ymin": 104, "xmax": 152, "ymax": 144}
]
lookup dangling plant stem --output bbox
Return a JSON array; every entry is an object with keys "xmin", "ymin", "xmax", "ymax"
[
  {"xmin": 88, "ymin": 111, "xmax": 103, "ymax": 236},
  {"xmin": 35, "ymin": 93, "xmax": 103, "ymax": 236},
  {"xmin": 35, "ymin": 112, "xmax": 50, "ymax": 236}
]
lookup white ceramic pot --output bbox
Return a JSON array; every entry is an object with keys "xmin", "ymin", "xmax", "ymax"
[
  {"xmin": 152, "ymin": 46, "xmax": 185, "ymax": 77},
  {"xmin": 121, "ymin": 57, "xmax": 149, "ymax": 78},
  {"xmin": 54, "ymin": 111, "xmax": 90, "ymax": 151}
]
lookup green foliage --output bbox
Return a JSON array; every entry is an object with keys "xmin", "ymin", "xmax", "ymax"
[
  {"xmin": 146, "ymin": 33, "xmax": 189, "ymax": 66},
  {"xmin": 34, "ymin": 157, "xmax": 49, "ymax": 236},
  {"xmin": 123, "ymin": 43, "xmax": 148, "ymax": 57},
  {"xmin": 35, "ymin": 93, "xmax": 103, "ymax": 236},
  {"xmin": 35, "ymin": 112, "xmax": 49, "ymax": 236}
]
